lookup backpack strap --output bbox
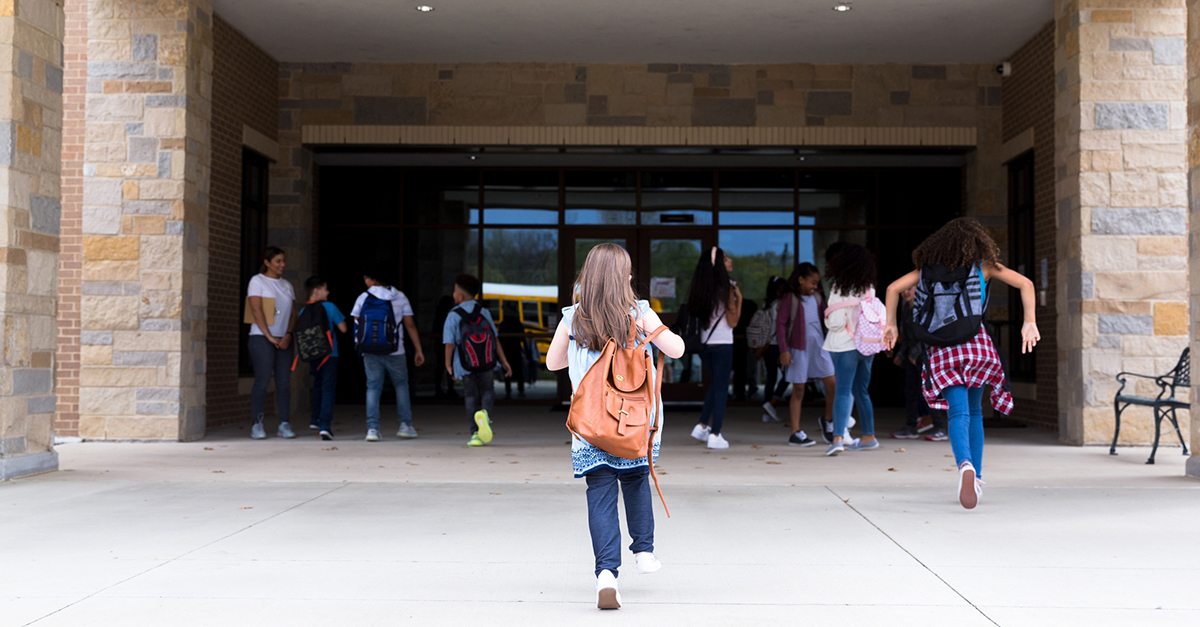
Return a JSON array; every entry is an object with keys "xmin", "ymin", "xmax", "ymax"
[{"xmin": 646, "ymin": 343, "xmax": 670, "ymax": 518}]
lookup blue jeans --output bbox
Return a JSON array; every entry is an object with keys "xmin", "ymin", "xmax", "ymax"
[
  {"xmin": 831, "ymin": 350, "xmax": 875, "ymax": 438},
  {"xmin": 309, "ymin": 357, "xmax": 338, "ymax": 431},
  {"xmin": 585, "ymin": 467, "xmax": 654, "ymax": 577},
  {"xmin": 699, "ymin": 344, "xmax": 734, "ymax": 435},
  {"xmin": 249, "ymin": 335, "xmax": 291, "ymax": 423},
  {"xmin": 942, "ymin": 385, "xmax": 985, "ymax": 477},
  {"xmin": 363, "ymin": 354, "xmax": 413, "ymax": 430}
]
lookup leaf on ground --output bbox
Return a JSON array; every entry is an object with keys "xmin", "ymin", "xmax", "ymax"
[
  {"xmin": 888, "ymin": 468, "xmax": 899, "ymax": 472},
  {"xmin": 766, "ymin": 461, "xmax": 782, "ymax": 465},
  {"xmin": 754, "ymin": 458, "xmax": 765, "ymax": 461},
  {"xmin": 895, "ymin": 448, "xmax": 906, "ymax": 453},
  {"xmin": 238, "ymin": 507, "xmax": 253, "ymax": 510},
  {"xmin": 490, "ymin": 492, "xmax": 501, "ymax": 495},
  {"xmin": 203, "ymin": 447, "xmax": 213, "ymax": 451},
  {"xmin": 769, "ymin": 453, "xmax": 778, "ymax": 457},
  {"xmin": 943, "ymin": 468, "xmax": 954, "ymax": 471},
  {"xmin": 945, "ymin": 454, "xmax": 954, "ymax": 458},
  {"xmin": 406, "ymin": 462, "xmax": 418, "ymax": 466},
  {"xmin": 322, "ymin": 447, "xmax": 338, "ymax": 451},
  {"xmin": 510, "ymin": 461, "xmax": 519, "ymax": 464},
  {"xmin": 212, "ymin": 470, "xmax": 224, "ymax": 474},
  {"xmin": 750, "ymin": 445, "xmax": 763, "ymax": 449}
]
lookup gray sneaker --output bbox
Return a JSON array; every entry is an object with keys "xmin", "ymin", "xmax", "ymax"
[
  {"xmin": 397, "ymin": 424, "xmax": 418, "ymax": 439},
  {"xmin": 250, "ymin": 420, "xmax": 266, "ymax": 440},
  {"xmin": 848, "ymin": 438, "xmax": 880, "ymax": 451},
  {"xmin": 277, "ymin": 422, "xmax": 296, "ymax": 439},
  {"xmin": 366, "ymin": 429, "xmax": 381, "ymax": 442},
  {"xmin": 824, "ymin": 441, "xmax": 844, "ymax": 456}
]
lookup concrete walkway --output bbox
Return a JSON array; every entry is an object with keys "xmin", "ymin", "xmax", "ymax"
[{"xmin": 3, "ymin": 406, "xmax": 1198, "ymax": 626}]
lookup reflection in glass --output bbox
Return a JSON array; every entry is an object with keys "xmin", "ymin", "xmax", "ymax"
[
  {"xmin": 403, "ymin": 171, "xmax": 479, "ymax": 224},
  {"xmin": 574, "ymin": 238, "xmax": 629, "ymax": 278},
  {"xmin": 641, "ymin": 171, "xmax": 713, "ymax": 225},
  {"xmin": 566, "ymin": 171, "xmax": 636, "ymax": 225},
  {"xmin": 719, "ymin": 171, "xmax": 793, "ymax": 226},
  {"xmin": 483, "ymin": 171, "xmax": 558, "ymax": 225},
  {"xmin": 481, "ymin": 228, "xmax": 559, "ymax": 396},
  {"xmin": 719, "ymin": 230, "xmax": 795, "ymax": 304},
  {"xmin": 649, "ymin": 238, "xmax": 704, "ymax": 384}
]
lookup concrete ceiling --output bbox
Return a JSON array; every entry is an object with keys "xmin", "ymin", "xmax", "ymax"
[{"xmin": 212, "ymin": 0, "xmax": 1054, "ymax": 64}]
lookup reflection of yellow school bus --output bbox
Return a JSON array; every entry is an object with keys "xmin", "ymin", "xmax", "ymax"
[{"xmin": 481, "ymin": 282, "xmax": 557, "ymax": 365}]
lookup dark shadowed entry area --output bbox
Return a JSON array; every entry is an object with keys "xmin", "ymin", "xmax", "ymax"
[{"xmin": 315, "ymin": 155, "xmax": 962, "ymax": 408}]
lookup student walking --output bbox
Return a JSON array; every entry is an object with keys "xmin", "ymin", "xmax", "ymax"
[
  {"xmin": 889, "ymin": 285, "xmax": 947, "ymax": 441},
  {"xmin": 443, "ymin": 274, "xmax": 513, "ymax": 447},
  {"xmin": 297, "ymin": 277, "xmax": 348, "ymax": 440},
  {"xmin": 687, "ymin": 247, "xmax": 742, "ymax": 449},
  {"xmin": 821, "ymin": 244, "xmax": 881, "ymax": 456},
  {"xmin": 546, "ymin": 243, "xmax": 685, "ymax": 610},
  {"xmin": 247, "ymin": 247, "xmax": 298, "ymax": 440},
  {"xmin": 884, "ymin": 218, "xmax": 1039, "ymax": 509},
  {"xmin": 351, "ymin": 267, "xmax": 425, "ymax": 442},
  {"xmin": 775, "ymin": 263, "xmax": 835, "ymax": 447},
  {"xmin": 750, "ymin": 277, "xmax": 790, "ymax": 422}
]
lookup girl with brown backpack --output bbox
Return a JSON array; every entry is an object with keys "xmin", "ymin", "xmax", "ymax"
[{"xmin": 546, "ymin": 243, "xmax": 685, "ymax": 610}]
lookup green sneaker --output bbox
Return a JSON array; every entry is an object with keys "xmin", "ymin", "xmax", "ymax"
[
  {"xmin": 474, "ymin": 410, "xmax": 493, "ymax": 444},
  {"xmin": 467, "ymin": 433, "xmax": 484, "ymax": 447}
]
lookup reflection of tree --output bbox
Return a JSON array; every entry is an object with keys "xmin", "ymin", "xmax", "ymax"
[
  {"xmin": 649, "ymin": 240, "xmax": 702, "ymax": 312},
  {"xmin": 730, "ymin": 246, "xmax": 793, "ymax": 304},
  {"xmin": 484, "ymin": 230, "xmax": 557, "ymax": 285}
]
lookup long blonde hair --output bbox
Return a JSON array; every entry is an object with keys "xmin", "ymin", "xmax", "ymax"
[{"xmin": 572, "ymin": 243, "xmax": 638, "ymax": 350}]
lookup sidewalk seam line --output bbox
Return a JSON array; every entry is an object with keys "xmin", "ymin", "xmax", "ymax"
[
  {"xmin": 20, "ymin": 483, "xmax": 351, "ymax": 627},
  {"xmin": 824, "ymin": 485, "xmax": 1001, "ymax": 627}
]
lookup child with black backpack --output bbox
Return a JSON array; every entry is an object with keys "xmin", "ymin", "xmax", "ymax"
[
  {"xmin": 294, "ymin": 277, "xmax": 348, "ymax": 440},
  {"xmin": 883, "ymin": 218, "xmax": 1040, "ymax": 510},
  {"xmin": 442, "ymin": 274, "xmax": 512, "ymax": 447},
  {"xmin": 351, "ymin": 266, "xmax": 426, "ymax": 442}
]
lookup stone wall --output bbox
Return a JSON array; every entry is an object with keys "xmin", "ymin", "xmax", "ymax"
[
  {"xmin": 206, "ymin": 14, "xmax": 277, "ymax": 429},
  {"xmin": 1187, "ymin": 0, "xmax": 1200, "ymax": 478},
  {"xmin": 0, "ymin": 0, "xmax": 64, "ymax": 479},
  {"xmin": 1055, "ymin": 0, "xmax": 1191, "ymax": 446},
  {"xmin": 1002, "ymin": 22, "xmax": 1060, "ymax": 431},
  {"xmin": 72, "ymin": 0, "xmax": 212, "ymax": 441}
]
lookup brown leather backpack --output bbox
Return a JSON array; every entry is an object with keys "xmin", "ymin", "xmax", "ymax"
[{"xmin": 566, "ymin": 317, "xmax": 670, "ymax": 516}]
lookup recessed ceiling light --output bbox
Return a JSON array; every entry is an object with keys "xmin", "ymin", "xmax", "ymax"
[
  {"xmin": 832, "ymin": 3, "xmax": 852, "ymax": 11},
  {"xmin": 415, "ymin": 5, "xmax": 434, "ymax": 12}
]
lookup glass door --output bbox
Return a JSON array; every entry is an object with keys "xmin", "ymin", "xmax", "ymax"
[{"xmin": 638, "ymin": 230, "xmax": 714, "ymax": 402}]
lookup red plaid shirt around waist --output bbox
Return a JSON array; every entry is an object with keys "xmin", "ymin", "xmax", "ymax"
[{"xmin": 922, "ymin": 326, "xmax": 1013, "ymax": 415}]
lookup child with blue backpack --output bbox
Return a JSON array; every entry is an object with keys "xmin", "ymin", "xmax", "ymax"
[
  {"xmin": 351, "ymin": 266, "xmax": 425, "ymax": 442},
  {"xmin": 442, "ymin": 274, "xmax": 513, "ymax": 447},
  {"xmin": 883, "ymin": 218, "xmax": 1040, "ymax": 509}
]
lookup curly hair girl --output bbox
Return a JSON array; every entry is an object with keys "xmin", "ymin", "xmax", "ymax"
[
  {"xmin": 824, "ymin": 243, "xmax": 876, "ymax": 295},
  {"xmin": 912, "ymin": 217, "xmax": 1001, "ymax": 270}
]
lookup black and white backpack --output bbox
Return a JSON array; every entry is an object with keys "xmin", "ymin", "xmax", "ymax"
[{"xmin": 911, "ymin": 263, "xmax": 989, "ymax": 347}]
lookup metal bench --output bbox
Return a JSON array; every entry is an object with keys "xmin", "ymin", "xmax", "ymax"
[{"xmin": 1111, "ymin": 347, "xmax": 1190, "ymax": 465}]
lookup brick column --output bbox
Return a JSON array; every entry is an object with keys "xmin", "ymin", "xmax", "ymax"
[
  {"xmin": 1188, "ymin": 0, "xmax": 1200, "ymax": 478},
  {"xmin": 77, "ymin": 0, "xmax": 212, "ymax": 441},
  {"xmin": 1055, "ymin": 1, "xmax": 1190, "ymax": 446},
  {"xmin": 0, "ymin": 0, "xmax": 64, "ymax": 479}
]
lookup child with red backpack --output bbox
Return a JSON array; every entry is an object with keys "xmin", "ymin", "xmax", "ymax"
[{"xmin": 442, "ymin": 274, "xmax": 513, "ymax": 447}]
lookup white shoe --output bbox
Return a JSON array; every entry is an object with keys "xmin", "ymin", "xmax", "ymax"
[
  {"xmin": 707, "ymin": 433, "xmax": 730, "ymax": 449},
  {"xmin": 635, "ymin": 552, "xmax": 661, "ymax": 574},
  {"xmin": 596, "ymin": 570, "xmax": 621, "ymax": 610},
  {"xmin": 761, "ymin": 401, "xmax": 779, "ymax": 422},
  {"xmin": 365, "ymin": 429, "xmax": 381, "ymax": 442},
  {"xmin": 690, "ymin": 424, "xmax": 711, "ymax": 442},
  {"xmin": 958, "ymin": 462, "xmax": 978, "ymax": 510}
]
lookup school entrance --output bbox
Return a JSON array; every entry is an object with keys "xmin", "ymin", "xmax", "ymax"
[{"xmin": 313, "ymin": 147, "xmax": 966, "ymax": 409}]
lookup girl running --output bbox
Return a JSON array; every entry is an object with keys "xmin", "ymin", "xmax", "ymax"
[
  {"xmin": 882, "ymin": 218, "xmax": 1040, "ymax": 509},
  {"xmin": 546, "ymin": 243, "xmax": 685, "ymax": 609}
]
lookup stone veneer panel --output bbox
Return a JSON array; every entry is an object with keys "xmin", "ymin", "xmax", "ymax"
[
  {"xmin": 75, "ymin": 0, "xmax": 212, "ymax": 441},
  {"xmin": 1056, "ymin": 0, "xmax": 1190, "ymax": 446},
  {"xmin": 0, "ymin": 0, "xmax": 64, "ymax": 478}
]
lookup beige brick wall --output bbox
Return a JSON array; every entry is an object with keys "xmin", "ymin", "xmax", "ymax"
[
  {"xmin": 0, "ymin": 0, "xmax": 64, "ymax": 478},
  {"xmin": 1056, "ymin": 0, "xmax": 1191, "ymax": 446},
  {"xmin": 74, "ymin": 0, "xmax": 211, "ymax": 441}
]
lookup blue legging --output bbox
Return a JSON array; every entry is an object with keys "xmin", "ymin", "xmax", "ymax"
[
  {"xmin": 942, "ymin": 385, "xmax": 985, "ymax": 478},
  {"xmin": 699, "ymin": 344, "xmax": 734, "ymax": 436},
  {"xmin": 831, "ymin": 350, "xmax": 875, "ymax": 438}
]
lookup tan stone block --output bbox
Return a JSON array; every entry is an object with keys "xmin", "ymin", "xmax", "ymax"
[
  {"xmin": 83, "ymin": 260, "xmax": 139, "ymax": 282},
  {"xmin": 1081, "ymin": 300, "xmax": 1153, "ymax": 315},
  {"xmin": 1093, "ymin": 271, "xmax": 1187, "ymax": 300},
  {"xmin": 144, "ymin": 108, "xmax": 185, "ymax": 138},
  {"xmin": 139, "ymin": 235, "xmax": 182, "ymax": 271},
  {"xmin": 1122, "ymin": 334, "xmax": 1189, "ymax": 358},
  {"xmin": 1153, "ymin": 301, "xmax": 1187, "ymax": 335},
  {"xmin": 83, "ymin": 236, "xmax": 139, "ymax": 261},
  {"xmin": 138, "ymin": 179, "xmax": 185, "ymax": 200},
  {"xmin": 80, "ymin": 387, "xmax": 135, "ymax": 415},
  {"xmin": 81, "ymin": 345, "xmax": 113, "ymax": 366},
  {"xmin": 1079, "ymin": 172, "xmax": 1110, "ymax": 206},
  {"xmin": 82, "ymin": 295, "xmax": 140, "ymax": 330},
  {"xmin": 1110, "ymin": 171, "xmax": 1156, "ymax": 194},
  {"xmin": 1134, "ymin": 10, "xmax": 1185, "ymax": 36},
  {"xmin": 79, "ymin": 367, "xmax": 158, "ymax": 387},
  {"xmin": 543, "ymin": 103, "xmax": 585, "ymax": 125},
  {"xmin": 140, "ymin": 271, "xmax": 182, "ymax": 291},
  {"xmin": 1123, "ymin": 143, "xmax": 1186, "ymax": 171},
  {"xmin": 131, "ymin": 216, "xmax": 166, "ymax": 235},
  {"xmin": 79, "ymin": 416, "xmax": 107, "ymax": 440},
  {"xmin": 1111, "ymin": 192, "xmax": 1159, "ymax": 205},
  {"xmin": 113, "ymin": 331, "xmax": 180, "ymax": 352},
  {"xmin": 1137, "ymin": 236, "xmax": 1186, "ymax": 256},
  {"xmin": 584, "ymin": 65, "xmax": 623, "ymax": 95},
  {"xmin": 666, "ymin": 83, "xmax": 692, "ymax": 106},
  {"xmin": 342, "ymin": 74, "xmax": 392, "ymax": 96},
  {"xmin": 647, "ymin": 105, "xmax": 692, "ymax": 126},
  {"xmin": 1092, "ymin": 10, "xmax": 1133, "ymax": 22},
  {"xmin": 104, "ymin": 417, "xmax": 179, "ymax": 440},
  {"xmin": 1138, "ymin": 255, "xmax": 1186, "ymax": 271},
  {"xmin": 1091, "ymin": 151, "xmax": 1123, "ymax": 171},
  {"xmin": 606, "ymin": 94, "xmax": 646, "ymax": 117},
  {"xmin": 123, "ymin": 181, "xmax": 139, "ymax": 200},
  {"xmin": 140, "ymin": 291, "xmax": 182, "ymax": 319},
  {"xmin": 159, "ymin": 34, "xmax": 186, "ymax": 66}
]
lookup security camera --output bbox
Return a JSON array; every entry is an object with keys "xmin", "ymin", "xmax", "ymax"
[{"xmin": 997, "ymin": 62, "xmax": 1012, "ymax": 77}]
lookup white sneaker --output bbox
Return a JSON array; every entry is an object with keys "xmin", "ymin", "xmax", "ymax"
[
  {"xmin": 762, "ymin": 401, "xmax": 779, "ymax": 422},
  {"xmin": 596, "ymin": 570, "xmax": 621, "ymax": 610},
  {"xmin": 690, "ymin": 424, "xmax": 711, "ymax": 442},
  {"xmin": 707, "ymin": 433, "xmax": 730, "ymax": 449},
  {"xmin": 635, "ymin": 552, "xmax": 661, "ymax": 574},
  {"xmin": 365, "ymin": 429, "xmax": 381, "ymax": 442},
  {"xmin": 958, "ymin": 461, "xmax": 978, "ymax": 510}
]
